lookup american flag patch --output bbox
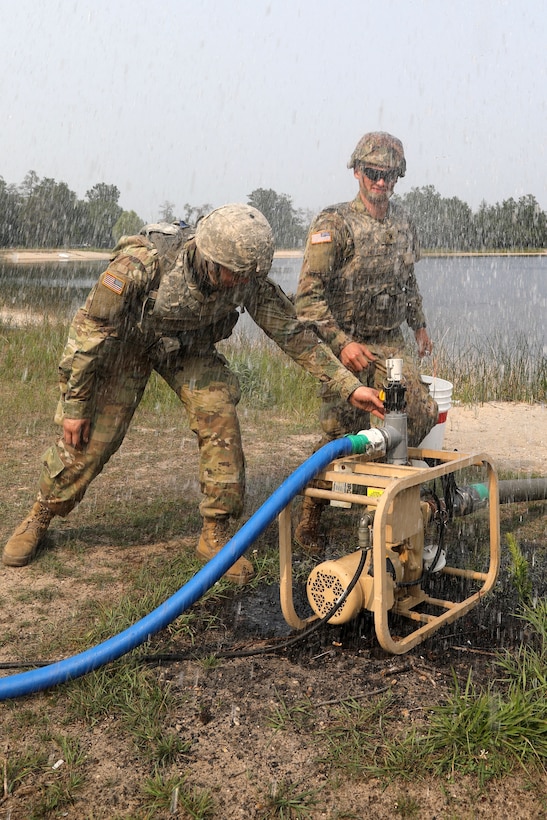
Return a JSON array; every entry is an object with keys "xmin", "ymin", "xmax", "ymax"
[
  {"xmin": 311, "ymin": 230, "xmax": 332, "ymax": 245},
  {"xmin": 102, "ymin": 272, "xmax": 126, "ymax": 295}
]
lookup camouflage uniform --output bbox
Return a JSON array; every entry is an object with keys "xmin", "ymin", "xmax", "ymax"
[
  {"xmin": 37, "ymin": 230, "xmax": 363, "ymax": 522},
  {"xmin": 295, "ymin": 194, "xmax": 437, "ymax": 446}
]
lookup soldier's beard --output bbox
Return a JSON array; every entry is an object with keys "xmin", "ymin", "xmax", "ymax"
[{"xmin": 364, "ymin": 188, "xmax": 393, "ymax": 205}]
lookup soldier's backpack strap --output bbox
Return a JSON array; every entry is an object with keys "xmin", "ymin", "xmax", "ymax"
[{"xmin": 140, "ymin": 221, "xmax": 195, "ymax": 276}]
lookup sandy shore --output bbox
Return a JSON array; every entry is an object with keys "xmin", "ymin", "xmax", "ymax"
[
  {"xmin": 273, "ymin": 249, "xmax": 304, "ymax": 258},
  {"xmin": 3, "ymin": 248, "xmax": 545, "ymax": 264},
  {"xmin": 443, "ymin": 401, "xmax": 546, "ymax": 475},
  {"xmin": 1, "ymin": 249, "xmax": 302, "ymax": 263},
  {"xmin": 0, "ymin": 249, "xmax": 111, "ymax": 263}
]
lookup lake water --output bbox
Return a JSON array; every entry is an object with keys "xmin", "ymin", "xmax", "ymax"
[
  {"xmin": 267, "ymin": 254, "xmax": 546, "ymax": 353},
  {"xmin": 0, "ymin": 254, "xmax": 545, "ymax": 355},
  {"xmin": 0, "ymin": 260, "xmax": 100, "ymax": 322}
]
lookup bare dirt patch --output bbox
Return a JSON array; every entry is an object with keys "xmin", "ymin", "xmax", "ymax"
[
  {"xmin": 0, "ymin": 402, "xmax": 546, "ymax": 818},
  {"xmin": 444, "ymin": 401, "xmax": 547, "ymax": 476}
]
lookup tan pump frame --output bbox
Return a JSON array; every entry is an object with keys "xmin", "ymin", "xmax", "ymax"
[{"xmin": 278, "ymin": 448, "xmax": 500, "ymax": 654}]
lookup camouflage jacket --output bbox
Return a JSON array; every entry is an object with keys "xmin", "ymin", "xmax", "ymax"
[
  {"xmin": 295, "ymin": 196, "xmax": 427, "ymax": 356},
  {"xmin": 59, "ymin": 234, "xmax": 362, "ymax": 419}
]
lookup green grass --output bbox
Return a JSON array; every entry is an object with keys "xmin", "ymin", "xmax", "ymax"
[
  {"xmin": 354, "ymin": 602, "xmax": 547, "ymax": 786},
  {"xmin": 220, "ymin": 336, "xmax": 321, "ymax": 420},
  {"xmin": 66, "ymin": 660, "xmax": 192, "ymax": 764},
  {"xmin": 414, "ymin": 668, "xmax": 547, "ymax": 783},
  {"xmin": 141, "ymin": 770, "xmax": 215, "ymax": 817},
  {"xmin": 251, "ymin": 602, "xmax": 547, "ymax": 790},
  {"xmin": 0, "ymin": 320, "xmax": 323, "ymax": 430},
  {"xmin": 258, "ymin": 778, "xmax": 319, "ymax": 819},
  {"xmin": 1, "ymin": 319, "xmax": 546, "ymax": 814},
  {"xmin": 267, "ymin": 689, "xmax": 316, "ymax": 732},
  {"xmin": 314, "ymin": 694, "xmax": 396, "ymax": 778},
  {"xmin": 4, "ymin": 740, "xmax": 86, "ymax": 816},
  {"xmin": 496, "ymin": 600, "xmax": 547, "ymax": 692},
  {"xmin": 433, "ymin": 330, "xmax": 546, "ymax": 404},
  {"xmin": 2, "ymin": 319, "xmax": 544, "ymax": 421},
  {"xmin": 506, "ymin": 533, "xmax": 533, "ymax": 604}
]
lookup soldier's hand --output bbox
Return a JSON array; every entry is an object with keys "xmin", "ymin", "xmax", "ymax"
[
  {"xmin": 348, "ymin": 387, "xmax": 385, "ymax": 420},
  {"xmin": 340, "ymin": 341, "xmax": 376, "ymax": 373},
  {"xmin": 415, "ymin": 327, "xmax": 433, "ymax": 357},
  {"xmin": 63, "ymin": 418, "xmax": 91, "ymax": 449}
]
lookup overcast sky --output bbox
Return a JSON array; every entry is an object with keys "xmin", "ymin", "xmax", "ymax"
[{"xmin": 2, "ymin": 0, "xmax": 545, "ymax": 222}]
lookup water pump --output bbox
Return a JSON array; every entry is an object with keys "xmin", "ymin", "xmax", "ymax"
[{"xmin": 277, "ymin": 359, "xmax": 501, "ymax": 654}]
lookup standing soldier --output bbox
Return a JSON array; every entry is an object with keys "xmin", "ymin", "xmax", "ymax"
[
  {"xmin": 3, "ymin": 204, "xmax": 384, "ymax": 582},
  {"xmin": 294, "ymin": 132, "xmax": 437, "ymax": 552}
]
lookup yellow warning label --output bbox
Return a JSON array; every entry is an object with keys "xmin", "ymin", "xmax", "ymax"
[{"xmin": 366, "ymin": 487, "xmax": 384, "ymax": 498}]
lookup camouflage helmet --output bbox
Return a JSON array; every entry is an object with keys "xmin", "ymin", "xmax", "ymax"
[
  {"xmin": 347, "ymin": 131, "xmax": 406, "ymax": 177},
  {"xmin": 195, "ymin": 204, "xmax": 274, "ymax": 277}
]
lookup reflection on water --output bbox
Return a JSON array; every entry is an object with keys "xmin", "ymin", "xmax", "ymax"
[
  {"xmin": 1, "ymin": 255, "xmax": 545, "ymax": 354},
  {"xmin": 0, "ymin": 260, "xmax": 101, "ymax": 321}
]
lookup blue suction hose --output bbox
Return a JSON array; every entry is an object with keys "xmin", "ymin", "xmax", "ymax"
[{"xmin": 0, "ymin": 433, "xmax": 378, "ymax": 700}]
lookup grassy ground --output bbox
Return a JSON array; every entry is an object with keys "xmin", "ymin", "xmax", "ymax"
[{"xmin": 0, "ymin": 320, "xmax": 546, "ymax": 818}]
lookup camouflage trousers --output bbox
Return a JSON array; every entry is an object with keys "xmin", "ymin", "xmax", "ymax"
[
  {"xmin": 317, "ymin": 332, "xmax": 438, "ymax": 448},
  {"xmin": 38, "ymin": 340, "xmax": 245, "ymax": 520}
]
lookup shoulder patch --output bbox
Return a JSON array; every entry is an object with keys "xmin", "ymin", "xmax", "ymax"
[
  {"xmin": 311, "ymin": 230, "xmax": 332, "ymax": 245},
  {"xmin": 102, "ymin": 272, "xmax": 126, "ymax": 295}
]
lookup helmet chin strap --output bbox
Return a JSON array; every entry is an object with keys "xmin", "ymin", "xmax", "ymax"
[
  {"xmin": 192, "ymin": 245, "xmax": 219, "ymax": 286},
  {"xmin": 206, "ymin": 260, "xmax": 222, "ymax": 287}
]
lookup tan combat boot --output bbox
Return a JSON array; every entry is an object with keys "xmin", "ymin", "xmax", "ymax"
[
  {"xmin": 294, "ymin": 496, "xmax": 324, "ymax": 555},
  {"xmin": 2, "ymin": 502, "xmax": 54, "ymax": 567},
  {"xmin": 196, "ymin": 517, "xmax": 254, "ymax": 585}
]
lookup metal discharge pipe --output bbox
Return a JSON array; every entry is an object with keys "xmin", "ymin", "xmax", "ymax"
[
  {"xmin": 0, "ymin": 429, "xmax": 399, "ymax": 701},
  {"xmin": 498, "ymin": 478, "xmax": 547, "ymax": 504},
  {"xmin": 452, "ymin": 477, "xmax": 547, "ymax": 516}
]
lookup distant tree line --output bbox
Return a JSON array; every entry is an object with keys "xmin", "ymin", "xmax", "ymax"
[
  {"xmin": 246, "ymin": 188, "xmax": 313, "ymax": 248},
  {"xmin": 395, "ymin": 186, "xmax": 547, "ymax": 251},
  {"xmin": 0, "ymin": 171, "xmax": 139, "ymax": 249},
  {"xmin": 1, "ymin": 171, "xmax": 546, "ymax": 251}
]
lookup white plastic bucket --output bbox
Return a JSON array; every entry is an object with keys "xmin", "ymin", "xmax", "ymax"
[{"xmin": 418, "ymin": 375, "xmax": 453, "ymax": 450}]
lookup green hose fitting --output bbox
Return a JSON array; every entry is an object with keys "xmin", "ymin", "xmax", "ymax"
[
  {"xmin": 469, "ymin": 483, "xmax": 490, "ymax": 500},
  {"xmin": 346, "ymin": 433, "xmax": 371, "ymax": 454}
]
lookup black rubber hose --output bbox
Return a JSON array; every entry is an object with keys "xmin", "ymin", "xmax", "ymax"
[{"xmin": 498, "ymin": 478, "xmax": 547, "ymax": 504}]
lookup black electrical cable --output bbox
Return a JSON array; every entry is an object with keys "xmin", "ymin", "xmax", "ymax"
[
  {"xmin": 0, "ymin": 661, "xmax": 53, "ymax": 670},
  {"xmin": 423, "ymin": 486, "xmax": 447, "ymax": 575},
  {"xmin": 0, "ymin": 549, "xmax": 370, "ymax": 671},
  {"xmin": 395, "ymin": 488, "xmax": 446, "ymax": 588},
  {"xmin": 441, "ymin": 471, "xmax": 458, "ymax": 520},
  {"xmin": 143, "ymin": 547, "xmax": 370, "ymax": 663}
]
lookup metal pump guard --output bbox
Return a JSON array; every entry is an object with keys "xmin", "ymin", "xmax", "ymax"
[{"xmin": 278, "ymin": 447, "xmax": 500, "ymax": 654}]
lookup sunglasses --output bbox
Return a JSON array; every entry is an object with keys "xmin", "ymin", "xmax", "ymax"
[{"xmin": 361, "ymin": 166, "xmax": 399, "ymax": 184}]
